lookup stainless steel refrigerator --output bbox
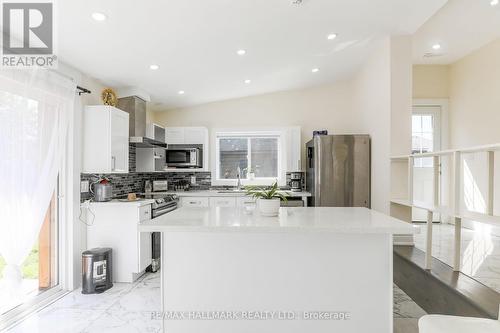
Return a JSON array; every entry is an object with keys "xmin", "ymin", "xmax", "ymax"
[{"xmin": 306, "ymin": 135, "xmax": 371, "ymax": 207}]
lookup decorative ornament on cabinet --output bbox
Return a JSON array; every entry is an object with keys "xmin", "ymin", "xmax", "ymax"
[{"xmin": 101, "ymin": 88, "xmax": 118, "ymax": 106}]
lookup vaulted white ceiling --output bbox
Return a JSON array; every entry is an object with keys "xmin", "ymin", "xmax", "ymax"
[
  {"xmin": 58, "ymin": 0, "xmax": 447, "ymax": 110},
  {"xmin": 413, "ymin": 0, "xmax": 500, "ymax": 65}
]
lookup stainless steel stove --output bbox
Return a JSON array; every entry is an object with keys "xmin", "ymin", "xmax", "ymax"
[{"xmin": 139, "ymin": 193, "xmax": 179, "ymax": 218}]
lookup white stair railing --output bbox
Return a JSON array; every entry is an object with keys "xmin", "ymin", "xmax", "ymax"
[{"xmin": 391, "ymin": 143, "xmax": 500, "ymax": 272}]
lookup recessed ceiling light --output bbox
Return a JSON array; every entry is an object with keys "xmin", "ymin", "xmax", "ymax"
[
  {"xmin": 432, "ymin": 44, "xmax": 441, "ymax": 50},
  {"xmin": 244, "ymin": 79, "xmax": 251, "ymax": 84},
  {"xmin": 311, "ymin": 68, "xmax": 320, "ymax": 73},
  {"xmin": 327, "ymin": 33, "xmax": 338, "ymax": 40},
  {"xmin": 491, "ymin": 0, "xmax": 499, "ymax": 6},
  {"xmin": 91, "ymin": 12, "xmax": 107, "ymax": 21},
  {"xmin": 149, "ymin": 64, "xmax": 159, "ymax": 70},
  {"xmin": 178, "ymin": 90, "xmax": 185, "ymax": 95},
  {"xmin": 236, "ymin": 49, "xmax": 246, "ymax": 56}
]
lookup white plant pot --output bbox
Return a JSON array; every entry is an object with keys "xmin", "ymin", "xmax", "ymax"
[{"xmin": 258, "ymin": 198, "xmax": 281, "ymax": 217}]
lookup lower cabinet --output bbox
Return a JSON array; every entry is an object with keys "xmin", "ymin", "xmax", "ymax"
[
  {"xmin": 209, "ymin": 197, "xmax": 237, "ymax": 207},
  {"xmin": 86, "ymin": 202, "xmax": 152, "ymax": 283},
  {"xmin": 179, "ymin": 196, "xmax": 256, "ymax": 208},
  {"xmin": 236, "ymin": 196, "xmax": 257, "ymax": 207},
  {"xmin": 180, "ymin": 197, "xmax": 209, "ymax": 207}
]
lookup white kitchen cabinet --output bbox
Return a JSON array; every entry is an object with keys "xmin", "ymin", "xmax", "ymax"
[
  {"xmin": 164, "ymin": 127, "xmax": 210, "ymax": 172},
  {"xmin": 165, "ymin": 127, "xmax": 185, "ymax": 144},
  {"xmin": 236, "ymin": 196, "xmax": 257, "ymax": 207},
  {"xmin": 165, "ymin": 127, "xmax": 208, "ymax": 145},
  {"xmin": 180, "ymin": 197, "xmax": 210, "ymax": 207},
  {"xmin": 86, "ymin": 202, "xmax": 152, "ymax": 283},
  {"xmin": 184, "ymin": 127, "xmax": 207, "ymax": 144},
  {"xmin": 286, "ymin": 126, "xmax": 302, "ymax": 172},
  {"xmin": 82, "ymin": 106, "xmax": 129, "ymax": 174},
  {"xmin": 209, "ymin": 197, "xmax": 237, "ymax": 207},
  {"xmin": 138, "ymin": 231, "xmax": 152, "ymax": 273}
]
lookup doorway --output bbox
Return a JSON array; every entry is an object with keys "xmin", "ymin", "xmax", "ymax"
[{"xmin": 412, "ymin": 106, "xmax": 441, "ymax": 222}]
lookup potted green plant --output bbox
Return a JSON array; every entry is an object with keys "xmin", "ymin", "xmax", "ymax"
[{"xmin": 245, "ymin": 181, "xmax": 287, "ymax": 216}]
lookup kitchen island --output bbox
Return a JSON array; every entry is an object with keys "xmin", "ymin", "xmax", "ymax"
[{"xmin": 139, "ymin": 207, "xmax": 418, "ymax": 333}]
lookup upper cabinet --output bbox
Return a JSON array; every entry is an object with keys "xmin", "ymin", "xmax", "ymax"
[
  {"xmin": 165, "ymin": 127, "xmax": 209, "ymax": 171},
  {"xmin": 82, "ymin": 106, "xmax": 129, "ymax": 174},
  {"xmin": 184, "ymin": 127, "xmax": 207, "ymax": 144},
  {"xmin": 165, "ymin": 127, "xmax": 207, "ymax": 145},
  {"xmin": 165, "ymin": 127, "xmax": 185, "ymax": 144},
  {"xmin": 286, "ymin": 127, "xmax": 302, "ymax": 172}
]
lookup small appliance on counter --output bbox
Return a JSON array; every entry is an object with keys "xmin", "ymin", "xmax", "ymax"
[
  {"xmin": 288, "ymin": 171, "xmax": 305, "ymax": 192},
  {"xmin": 90, "ymin": 178, "xmax": 113, "ymax": 202},
  {"xmin": 82, "ymin": 248, "xmax": 113, "ymax": 294},
  {"xmin": 152, "ymin": 180, "xmax": 168, "ymax": 192}
]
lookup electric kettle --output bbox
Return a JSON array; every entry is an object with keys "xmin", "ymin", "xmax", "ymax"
[{"xmin": 91, "ymin": 178, "xmax": 113, "ymax": 202}]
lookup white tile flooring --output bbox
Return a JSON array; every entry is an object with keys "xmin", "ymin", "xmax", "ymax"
[
  {"xmin": 414, "ymin": 223, "xmax": 500, "ymax": 293},
  {"xmin": 5, "ymin": 273, "xmax": 162, "ymax": 333},
  {"xmin": 3, "ymin": 272, "xmax": 426, "ymax": 333}
]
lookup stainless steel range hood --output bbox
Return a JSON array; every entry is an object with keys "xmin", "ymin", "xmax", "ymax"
[{"xmin": 117, "ymin": 95, "xmax": 166, "ymax": 148}]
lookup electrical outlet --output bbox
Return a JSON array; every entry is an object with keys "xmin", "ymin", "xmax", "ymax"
[
  {"xmin": 190, "ymin": 176, "xmax": 197, "ymax": 185},
  {"xmin": 80, "ymin": 180, "xmax": 89, "ymax": 193}
]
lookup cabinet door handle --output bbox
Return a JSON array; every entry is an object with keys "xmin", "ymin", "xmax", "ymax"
[
  {"xmin": 111, "ymin": 156, "xmax": 116, "ymax": 171},
  {"xmin": 189, "ymin": 201, "xmax": 200, "ymax": 205}
]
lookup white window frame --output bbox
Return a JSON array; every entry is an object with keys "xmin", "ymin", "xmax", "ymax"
[
  {"xmin": 412, "ymin": 99, "xmax": 449, "ymax": 223},
  {"xmin": 411, "ymin": 109, "xmax": 441, "ymax": 167},
  {"xmin": 212, "ymin": 129, "xmax": 288, "ymax": 186}
]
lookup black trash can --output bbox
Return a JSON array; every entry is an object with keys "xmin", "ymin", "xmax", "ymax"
[{"xmin": 82, "ymin": 248, "xmax": 113, "ymax": 294}]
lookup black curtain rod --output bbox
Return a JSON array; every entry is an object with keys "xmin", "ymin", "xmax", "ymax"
[{"xmin": 77, "ymin": 86, "xmax": 91, "ymax": 95}]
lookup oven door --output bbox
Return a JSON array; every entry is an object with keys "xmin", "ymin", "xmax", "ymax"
[
  {"xmin": 165, "ymin": 148, "xmax": 201, "ymax": 168},
  {"xmin": 152, "ymin": 203, "xmax": 178, "ymax": 218}
]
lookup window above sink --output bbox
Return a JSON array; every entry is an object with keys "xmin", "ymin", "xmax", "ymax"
[{"xmin": 211, "ymin": 127, "xmax": 301, "ymax": 187}]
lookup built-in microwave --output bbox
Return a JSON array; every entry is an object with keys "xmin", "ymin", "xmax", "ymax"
[{"xmin": 165, "ymin": 148, "xmax": 202, "ymax": 168}]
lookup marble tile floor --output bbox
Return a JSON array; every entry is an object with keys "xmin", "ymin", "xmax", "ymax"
[
  {"xmin": 3, "ymin": 272, "xmax": 426, "ymax": 333},
  {"xmin": 414, "ymin": 223, "xmax": 500, "ymax": 293}
]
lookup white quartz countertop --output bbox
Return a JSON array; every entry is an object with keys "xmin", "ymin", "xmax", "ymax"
[
  {"xmin": 84, "ymin": 199, "xmax": 155, "ymax": 207},
  {"xmin": 158, "ymin": 190, "xmax": 311, "ymax": 197},
  {"xmin": 138, "ymin": 207, "xmax": 419, "ymax": 234}
]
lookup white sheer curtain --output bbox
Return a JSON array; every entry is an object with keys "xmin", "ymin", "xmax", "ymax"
[{"xmin": 0, "ymin": 68, "xmax": 75, "ymax": 300}]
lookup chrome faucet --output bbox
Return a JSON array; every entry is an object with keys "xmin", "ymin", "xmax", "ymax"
[{"xmin": 236, "ymin": 166, "xmax": 243, "ymax": 190}]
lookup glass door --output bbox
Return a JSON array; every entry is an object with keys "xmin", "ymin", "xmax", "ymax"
[
  {"xmin": 412, "ymin": 106, "xmax": 441, "ymax": 222},
  {"xmin": 0, "ymin": 184, "xmax": 60, "ymax": 316}
]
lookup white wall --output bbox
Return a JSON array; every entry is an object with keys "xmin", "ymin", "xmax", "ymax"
[
  {"xmin": 413, "ymin": 65, "xmax": 450, "ymax": 99},
  {"xmin": 449, "ymin": 37, "xmax": 500, "ymax": 148},
  {"xmin": 352, "ymin": 37, "xmax": 412, "ymax": 215},
  {"xmin": 353, "ymin": 39, "xmax": 391, "ymax": 214},
  {"xmin": 448, "ymin": 37, "xmax": 500, "ymax": 225}
]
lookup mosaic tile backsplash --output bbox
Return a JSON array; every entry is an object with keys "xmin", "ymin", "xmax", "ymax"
[
  {"xmin": 81, "ymin": 146, "xmax": 300, "ymax": 201},
  {"xmin": 81, "ymin": 171, "xmax": 212, "ymax": 201}
]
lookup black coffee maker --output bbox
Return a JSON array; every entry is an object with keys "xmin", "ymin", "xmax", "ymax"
[{"xmin": 289, "ymin": 172, "xmax": 304, "ymax": 192}]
